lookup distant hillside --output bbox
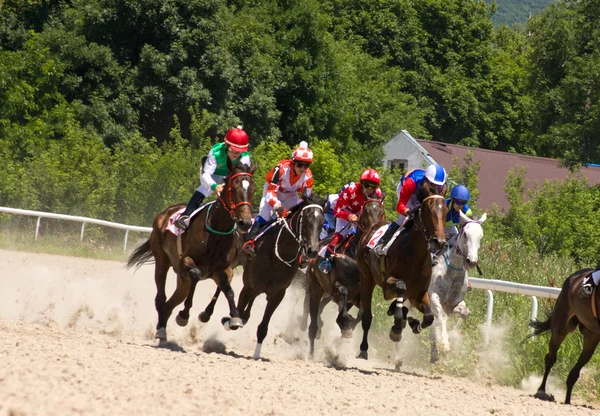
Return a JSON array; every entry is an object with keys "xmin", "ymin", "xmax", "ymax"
[{"xmin": 488, "ymin": 0, "xmax": 555, "ymax": 25}]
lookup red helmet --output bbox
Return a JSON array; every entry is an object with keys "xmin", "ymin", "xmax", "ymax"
[
  {"xmin": 224, "ymin": 126, "xmax": 249, "ymax": 152},
  {"xmin": 360, "ymin": 169, "xmax": 380, "ymax": 185},
  {"xmin": 291, "ymin": 141, "xmax": 313, "ymax": 163}
]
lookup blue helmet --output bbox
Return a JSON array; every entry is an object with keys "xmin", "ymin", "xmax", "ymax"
[{"xmin": 450, "ymin": 184, "xmax": 470, "ymax": 201}]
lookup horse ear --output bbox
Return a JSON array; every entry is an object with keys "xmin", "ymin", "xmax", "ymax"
[
  {"xmin": 478, "ymin": 213, "xmax": 487, "ymax": 223},
  {"xmin": 249, "ymin": 162, "xmax": 258, "ymax": 175},
  {"xmin": 458, "ymin": 209, "xmax": 470, "ymax": 224}
]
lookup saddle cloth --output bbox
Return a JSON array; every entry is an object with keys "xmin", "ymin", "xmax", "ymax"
[
  {"xmin": 366, "ymin": 223, "xmax": 406, "ymax": 254},
  {"xmin": 166, "ymin": 202, "xmax": 212, "ymax": 236}
]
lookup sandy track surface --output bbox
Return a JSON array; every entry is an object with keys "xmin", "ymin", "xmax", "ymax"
[{"xmin": 0, "ymin": 249, "xmax": 597, "ymax": 416}]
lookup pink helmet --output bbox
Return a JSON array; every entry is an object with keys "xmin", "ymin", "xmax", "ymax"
[
  {"xmin": 224, "ymin": 126, "xmax": 249, "ymax": 152},
  {"xmin": 360, "ymin": 169, "xmax": 380, "ymax": 185},
  {"xmin": 291, "ymin": 141, "xmax": 313, "ymax": 163}
]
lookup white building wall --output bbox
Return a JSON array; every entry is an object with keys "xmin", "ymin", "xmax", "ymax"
[{"xmin": 382, "ymin": 130, "xmax": 437, "ymax": 171}]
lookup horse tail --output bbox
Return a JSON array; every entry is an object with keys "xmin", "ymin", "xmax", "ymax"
[
  {"xmin": 521, "ymin": 314, "xmax": 552, "ymax": 344},
  {"xmin": 126, "ymin": 239, "xmax": 154, "ymax": 270}
]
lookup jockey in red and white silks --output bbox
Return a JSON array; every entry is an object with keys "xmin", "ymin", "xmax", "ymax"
[
  {"xmin": 318, "ymin": 169, "xmax": 382, "ymax": 273},
  {"xmin": 243, "ymin": 141, "xmax": 314, "ymax": 249}
]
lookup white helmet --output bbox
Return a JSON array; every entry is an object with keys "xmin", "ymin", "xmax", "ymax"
[{"xmin": 424, "ymin": 164, "xmax": 447, "ymax": 186}]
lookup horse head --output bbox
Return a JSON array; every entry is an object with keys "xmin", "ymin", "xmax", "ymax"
[
  {"xmin": 292, "ymin": 194, "xmax": 326, "ymax": 260},
  {"xmin": 221, "ymin": 158, "xmax": 257, "ymax": 232},
  {"xmin": 358, "ymin": 196, "xmax": 386, "ymax": 232},
  {"xmin": 415, "ymin": 185, "xmax": 448, "ymax": 250},
  {"xmin": 455, "ymin": 211, "xmax": 487, "ymax": 269}
]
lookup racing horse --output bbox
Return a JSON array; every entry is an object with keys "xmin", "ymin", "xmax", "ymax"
[
  {"xmin": 429, "ymin": 210, "xmax": 486, "ymax": 363},
  {"xmin": 223, "ymin": 195, "xmax": 326, "ymax": 359},
  {"xmin": 357, "ymin": 182, "xmax": 448, "ymax": 359},
  {"xmin": 524, "ymin": 268, "xmax": 600, "ymax": 404},
  {"xmin": 305, "ymin": 197, "xmax": 386, "ymax": 356},
  {"xmin": 127, "ymin": 158, "xmax": 256, "ymax": 341}
]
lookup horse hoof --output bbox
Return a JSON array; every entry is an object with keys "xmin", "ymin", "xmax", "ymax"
[
  {"xmin": 533, "ymin": 391, "xmax": 555, "ymax": 402},
  {"xmin": 175, "ymin": 314, "xmax": 189, "ymax": 327},
  {"xmin": 229, "ymin": 317, "xmax": 244, "ymax": 330},
  {"xmin": 190, "ymin": 267, "xmax": 201, "ymax": 281},
  {"xmin": 356, "ymin": 350, "xmax": 368, "ymax": 360},
  {"xmin": 155, "ymin": 328, "xmax": 167, "ymax": 341},
  {"xmin": 389, "ymin": 327, "xmax": 402, "ymax": 343},
  {"xmin": 440, "ymin": 342, "xmax": 451, "ymax": 353},
  {"xmin": 199, "ymin": 311, "xmax": 211, "ymax": 323},
  {"xmin": 341, "ymin": 329, "xmax": 353, "ymax": 339},
  {"xmin": 221, "ymin": 317, "xmax": 231, "ymax": 331}
]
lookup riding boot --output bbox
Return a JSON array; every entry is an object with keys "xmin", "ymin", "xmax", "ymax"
[
  {"xmin": 242, "ymin": 219, "xmax": 264, "ymax": 256},
  {"xmin": 175, "ymin": 191, "xmax": 205, "ymax": 230},
  {"xmin": 373, "ymin": 221, "xmax": 401, "ymax": 256}
]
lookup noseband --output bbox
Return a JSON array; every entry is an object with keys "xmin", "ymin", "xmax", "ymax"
[
  {"xmin": 218, "ymin": 172, "xmax": 253, "ymax": 218},
  {"xmin": 413, "ymin": 194, "xmax": 445, "ymax": 242},
  {"xmin": 275, "ymin": 204, "xmax": 324, "ymax": 267}
]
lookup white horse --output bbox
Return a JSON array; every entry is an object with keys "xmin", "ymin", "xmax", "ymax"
[{"xmin": 428, "ymin": 210, "xmax": 487, "ymax": 363}]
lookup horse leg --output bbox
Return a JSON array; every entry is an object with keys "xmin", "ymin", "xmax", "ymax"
[
  {"xmin": 308, "ymin": 281, "xmax": 324, "ymax": 357},
  {"xmin": 254, "ymin": 289, "xmax": 287, "ymax": 359},
  {"xmin": 357, "ymin": 277, "xmax": 375, "ymax": 360},
  {"xmin": 564, "ymin": 326, "xmax": 600, "ymax": 405},
  {"xmin": 154, "ymin": 260, "xmax": 170, "ymax": 341},
  {"xmin": 534, "ymin": 316, "xmax": 578, "ymax": 402},
  {"xmin": 176, "ymin": 270, "xmax": 201, "ymax": 327},
  {"xmin": 389, "ymin": 278, "xmax": 407, "ymax": 342},
  {"xmin": 429, "ymin": 319, "xmax": 440, "ymax": 364},
  {"xmin": 334, "ymin": 282, "xmax": 353, "ymax": 338},
  {"xmin": 237, "ymin": 285, "xmax": 257, "ymax": 325},
  {"xmin": 408, "ymin": 292, "xmax": 434, "ymax": 335},
  {"xmin": 218, "ymin": 268, "xmax": 243, "ymax": 330},
  {"xmin": 429, "ymin": 292, "xmax": 449, "ymax": 352},
  {"xmin": 298, "ymin": 282, "xmax": 311, "ymax": 332},
  {"xmin": 162, "ymin": 273, "xmax": 192, "ymax": 338},
  {"xmin": 198, "ymin": 287, "xmax": 221, "ymax": 323}
]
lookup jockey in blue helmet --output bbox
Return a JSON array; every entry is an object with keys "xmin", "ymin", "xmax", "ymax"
[{"xmin": 445, "ymin": 184, "xmax": 473, "ymax": 246}]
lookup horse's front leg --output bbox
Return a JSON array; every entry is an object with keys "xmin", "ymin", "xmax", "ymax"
[
  {"xmin": 218, "ymin": 268, "xmax": 243, "ymax": 330},
  {"xmin": 408, "ymin": 292, "xmax": 434, "ymax": 334},
  {"xmin": 387, "ymin": 277, "xmax": 407, "ymax": 343},
  {"xmin": 357, "ymin": 275, "xmax": 376, "ymax": 360},
  {"xmin": 334, "ymin": 282, "xmax": 353, "ymax": 338},
  {"xmin": 429, "ymin": 292, "xmax": 449, "ymax": 353},
  {"xmin": 198, "ymin": 287, "xmax": 221, "ymax": 323}
]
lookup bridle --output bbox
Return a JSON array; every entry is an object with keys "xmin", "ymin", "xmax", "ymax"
[
  {"xmin": 446, "ymin": 220, "xmax": 481, "ymax": 270},
  {"xmin": 218, "ymin": 172, "xmax": 253, "ymax": 218},
  {"xmin": 275, "ymin": 203, "xmax": 324, "ymax": 267},
  {"xmin": 413, "ymin": 194, "xmax": 445, "ymax": 242},
  {"xmin": 357, "ymin": 198, "xmax": 385, "ymax": 233}
]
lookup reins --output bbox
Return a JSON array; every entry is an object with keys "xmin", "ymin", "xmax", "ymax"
[
  {"xmin": 275, "ymin": 203, "xmax": 323, "ymax": 267},
  {"xmin": 413, "ymin": 194, "xmax": 445, "ymax": 242},
  {"xmin": 207, "ymin": 171, "xmax": 253, "ymax": 235}
]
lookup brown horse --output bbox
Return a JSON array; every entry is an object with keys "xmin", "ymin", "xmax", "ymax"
[
  {"xmin": 305, "ymin": 198, "xmax": 386, "ymax": 356},
  {"xmin": 126, "ymin": 158, "xmax": 256, "ymax": 341},
  {"xmin": 524, "ymin": 268, "xmax": 600, "ymax": 404},
  {"xmin": 223, "ymin": 195, "xmax": 327, "ymax": 359},
  {"xmin": 356, "ymin": 183, "xmax": 448, "ymax": 360}
]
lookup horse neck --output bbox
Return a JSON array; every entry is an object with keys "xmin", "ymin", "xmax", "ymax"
[
  {"xmin": 448, "ymin": 244, "xmax": 467, "ymax": 270},
  {"xmin": 213, "ymin": 193, "xmax": 235, "ymax": 225}
]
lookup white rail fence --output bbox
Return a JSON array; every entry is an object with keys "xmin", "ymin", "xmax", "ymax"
[
  {"xmin": 1, "ymin": 207, "xmax": 562, "ymax": 342},
  {"xmin": 0, "ymin": 206, "xmax": 152, "ymax": 251}
]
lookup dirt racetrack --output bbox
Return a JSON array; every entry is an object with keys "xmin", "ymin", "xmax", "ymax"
[{"xmin": 0, "ymin": 248, "xmax": 597, "ymax": 416}]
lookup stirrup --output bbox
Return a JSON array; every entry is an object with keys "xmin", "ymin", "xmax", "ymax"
[
  {"xmin": 373, "ymin": 243, "xmax": 386, "ymax": 257},
  {"xmin": 174, "ymin": 215, "xmax": 190, "ymax": 230},
  {"xmin": 318, "ymin": 259, "xmax": 331, "ymax": 274},
  {"xmin": 242, "ymin": 240, "xmax": 257, "ymax": 256},
  {"xmin": 579, "ymin": 283, "xmax": 594, "ymax": 298}
]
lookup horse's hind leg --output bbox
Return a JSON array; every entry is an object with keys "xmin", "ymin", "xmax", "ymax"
[
  {"xmin": 198, "ymin": 287, "xmax": 221, "ymax": 323},
  {"xmin": 565, "ymin": 327, "xmax": 600, "ymax": 404},
  {"xmin": 154, "ymin": 260, "xmax": 170, "ymax": 340},
  {"xmin": 176, "ymin": 271, "xmax": 201, "ymax": 327},
  {"xmin": 237, "ymin": 285, "xmax": 257, "ymax": 325},
  {"xmin": 408, "ymin": 292, "xmax": 434, "ymax": 335},
  {"xmin": 334, "ymin": 282, "xmax": 353, "ymax": 338},
  {"xmin": 535, "ymin": 315, "xmax": 578, "ymax": 402},
  {"xmin": 308, "ymin": 280, "xmax": 325, "ymax": 357},
  {"xmin": 254, "ymin": 289, "xmax": 287, "ymax": 359}
]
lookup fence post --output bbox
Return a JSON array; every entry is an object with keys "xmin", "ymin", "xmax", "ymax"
[
  {"xmin": 35, "ymin": 217, "xmax": 41, "ymax": 240},
  {"xmin": 80, "ymin": 222, "xmax": 86, "ymax": 242},
  {"xmin": 483, "ymin": 289, "xmax": 493, "ymax": 345},
  {"xmin": 123, "ymin": 229, "xmax": 129, "ymax": 252}
]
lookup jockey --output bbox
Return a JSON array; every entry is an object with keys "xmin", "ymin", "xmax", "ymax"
[
  {"xmin": 243, "ymin": 141, "xmax": 314, "ymax": 254},
  {"xmin": 175, "ymin": 126, "xmax": 250, "ymax": 230},
  {"xmin": 321, "ymin": 193, "xmax": 340, "ymax": 240},
  {"xmin": 373, "ymin": 164, "xmax": 447, "ymax": 256},
  {"xmin": 318, "ymin": 169, "xmax": 382, "ymax": 273},
  {"xmin": 445, "ymin": 184, "xmax": 473, "ymax": 246}
]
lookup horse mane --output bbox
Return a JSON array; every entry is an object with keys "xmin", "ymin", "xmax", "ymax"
[{"xmin": 288, "ymin": 194, "xmax": 327, "ymax": 216}]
